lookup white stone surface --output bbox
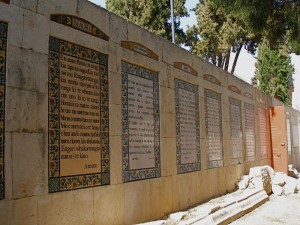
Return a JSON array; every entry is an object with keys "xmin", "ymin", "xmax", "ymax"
[
  {"xmin": 272, "ymin": 184, "xmax": 283, "ymax": 196},
  {"xmin": 137, "ymin": 221, "xmax": 166, "ymax": 225},
  {"xmin": 273, "ymin": 172, "xmax": 287, "ymax": 186},
  {"xmin": 283, "ymin": 176, "xmax": 298, "ymax": 195},
  {"xmin": 249, "ymin": 166, "xmax": 263, "ymax": 178},
  {"xmin": 169, "ymin": 212, "xmax": 187, "ymax": 221},
  {"xmin": 249, "ymin": 177, "xmax": 263, "ymax": 190},
  {"xmin": 237, "ymin": 180, "xmax": 249, "ymax": 190}
]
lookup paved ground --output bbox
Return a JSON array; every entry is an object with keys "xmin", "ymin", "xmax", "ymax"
[{"xmin": 230, "ymin": 193, "xmax": 300, "ymax": 225}]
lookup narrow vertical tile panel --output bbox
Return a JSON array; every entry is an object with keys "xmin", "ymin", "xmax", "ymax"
[
  {"xmin": 229, "ymin": 98, "xmax": 243, "ymax": 164},
  {"xmin": 175, "ymin": 79, "xmax": 200, "ymax": 173},
  {"xmin": 245, "ymin": 103, "xmax": 255, "ymax": 162},
  {"xmin": 121, "ymin": 61, "xmax": 160, "ymax": 182},
  {"xmin": 204, "ymin": 89, "xmax": 223, "ymax": 168},
  {"xmin": 0, "ymin": 21, "xmax": 7, "ymax": 200}
]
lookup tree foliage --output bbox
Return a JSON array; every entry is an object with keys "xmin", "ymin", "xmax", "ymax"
[
  {"xmin": 186, "ymin": 0, "xmax": 258, "ymax": 74},
  {"xmin": 106, "ymin": 0, "xmax": 188, "ymax": 44},
  {"xmin": 214, "ymin": 0, "xmax": 300, "ymax": 53},
  {"xmin": 255, "ymin": 39, "xmax": 295, "ymax": 104}
]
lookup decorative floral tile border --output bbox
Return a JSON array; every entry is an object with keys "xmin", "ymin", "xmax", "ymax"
[
  {"xmin": 48, "ymin": 37, "xmax": 109, "ymax": 193},
  {"xmin": 121, "ymin": 61, "xmax": 160, "ymax": 182},
  {"xmin": 175, "ymin": 79, "xmax": 200, "ymax": 173},
  {"xmin": 0, "ymin": 21, "xmax": 7, "ymax": 200},
  {"xmin": 204, "ymin": 89, "xmax": 224, "ymax": 168},
  {"xmin": 229, "ymin": 98, "xmax": 243, "ymax": 164}
]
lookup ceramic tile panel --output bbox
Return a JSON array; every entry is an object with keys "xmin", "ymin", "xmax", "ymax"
[
  {"xmin": 48, "ymin": 37, "xmax": 109, "ymax": 192},
  {"xmin": 121, "ymin": 61, "xmax": 160, "ymax": 182},
  {"xmin": 258, "ymin": 108, "xmax": 268, "ymax": 159},
  {"xmin": 175, "ymin": 79, "xmax": 200, "ymax": 173},
  {"xmin": 229, "ymin": 98, "xmax": 243, "ymax": 164},
  {"xmin": 0, "ymin": 21, "xmax": 7, "ymax": 200},
  {"xmin": 245, "ymin": 103, "xmax": 256, "ymax": 162},
  {"xmin": 204, "ymin": 89, "xmax": 223, "ymax": 168}
]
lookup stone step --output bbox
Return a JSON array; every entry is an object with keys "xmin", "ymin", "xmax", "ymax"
[{"xmin": 138, "ymin": 188, "xmax": 269, "ymax": 225}]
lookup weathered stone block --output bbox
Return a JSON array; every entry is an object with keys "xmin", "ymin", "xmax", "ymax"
[
  {"xmin": 150, "ymin": 177, "xmax": 173, "ymax": 220},
  {"xmin": 124, "ymin": 180, "xmax": 151, "ymax": 225},
  {"xmin": 7, "ymin": 46, "xmax": 48, "ymax": 93},
  {"xmin": 77, "ymin": 0, "xmax": 109, "ymax": 38},
  {"xmin": 0, "ymin": 197, "xmax": 37, "ymax": 225},
  {"xmin": 13, "ymin": 0, "xmax": 38, "ymax": 12},
  {"xmin": 108, "ymin": 71, "xmax": 121, "ymax": 105},
  {"xmin": 0, "ymin": 3, "xmax": 23, "ymax": 47},
  {"xmin": 6, "ymin": 88, "xmax": 47, "ymax": 132},
  {"xmin": 23, "ymin": 9, "xmax": 49, "ymax": 54},
  {"xmin": 109, "ymin": 11, "xmax": 128, "ymax": 44},
  {"xmin": 38, "ymin": 189, "xmax": 94, "ymax": 225},
  {"xmin": 38, "ymin": 0, "xmax": 77, "ymax": 16},
  {"xmin": 160, "ymin": 86, "xmax": 175, "ymax": 114},
  {"xmin": 94, "ymin": 184, "xmax": 125, "ymax": 225},
  {"xmin": 109, "ymin": 135, "xmax": 122, "ymax": 185},
  {"xmin": 160, "ymin": 112, "xmax": 176, "ymax": 138},
  {"xmin": 12, "ymin": 132, "xmax": 46, "ymax": 199},
  {"xmin": 109, "ymin": 104, "xmax": 122, "ymax": 136},
  {"xmin": 4, "ymin": 132, "xmax": 12, "ymax": 199},
  {"xmin": 161, "ymin": 137, "xmax": 176, "ymax": 176}
]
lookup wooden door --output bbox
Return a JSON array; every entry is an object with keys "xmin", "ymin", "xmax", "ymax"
[{"xmin": 269, "ymin": 106, "xmax": 287, "ymax": 174}]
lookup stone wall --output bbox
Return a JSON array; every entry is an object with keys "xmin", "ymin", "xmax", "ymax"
[{"xmin": 0, "ymin": 0, "xmax": 299, "ymax": 224}]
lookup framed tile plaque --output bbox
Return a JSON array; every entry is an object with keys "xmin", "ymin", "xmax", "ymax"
[
  {"xmin": 258, "ymin": 108, "xmax": 268, "ymax": 159},
  {"xmin": 175, "ymin": 79, "xmax": 200, "ymax": 173},
  {"xmin": 292, "ymin": 124, "xmax": 299, "ymax": 147},
  {"xmin": 48, "ymin": 37, "xmax": 109, "ymax": 192},
  {"xmin": 0, "ymin": 21, "xmax": 7, "ymax": 200},
  {"xmin": 245, "ymin": 103, "xmax": 255, "ymax": 162},
  {"xmin": 229, "ymin": 98, "xmax": 243, "ymax": 164},
  {"xmin": 121, "ymin": 61, "xmax": 160, "ymax": 182},
  {"xmin": 286, "ymin": 118, "xmax": 292, "ymax": 155},
  {"xmin": 204, "ymin": 89, "xmax": 223, "ymax": 168}
]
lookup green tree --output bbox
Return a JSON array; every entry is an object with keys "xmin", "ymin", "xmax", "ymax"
[
  {"xmin": 106, "ymin": 0, "xmax": 188, "ymax": 44},
  {"xmin": 214, "ymin": 0, "xmax": 300, "ymax": 53},
  {"xmin": 255, "ymin": 39, "xmax": 295, "ymax": 104},
  {"xmin": 186, "ymin": 0, "xmax": 258, "ymax": 74}
]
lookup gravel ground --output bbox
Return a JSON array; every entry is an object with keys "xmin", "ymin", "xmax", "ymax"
[{"xmin": 230, "ymin": 193, "xmax": 300, "ymax": 225}]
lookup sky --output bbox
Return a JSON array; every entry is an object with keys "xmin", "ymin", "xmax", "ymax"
[{"xmin": 88, "ymin": 0, "xmax": 300, "ymax": 110}]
